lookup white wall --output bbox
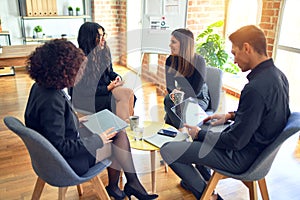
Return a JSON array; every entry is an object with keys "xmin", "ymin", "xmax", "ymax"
[
  {"xmin": 0, "ymin": 0, "xmax": 22, "ymax": 45},
  {"xmin": 0, "ymin": 0, "xmax": 86, "ymax": 46}
]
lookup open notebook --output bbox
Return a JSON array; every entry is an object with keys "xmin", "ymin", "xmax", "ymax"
[
  {"xmin": 143, "ymin": 128, "xmax": 189, "ymax": 148},
  {"xmin": 82, "ymin": 109, "xmax": 128, "ymax": 134}
]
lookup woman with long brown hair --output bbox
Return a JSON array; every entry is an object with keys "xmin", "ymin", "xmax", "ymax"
[{"xmin": 164, "ymin": 28, "xmax": 210, "ymax": 129}]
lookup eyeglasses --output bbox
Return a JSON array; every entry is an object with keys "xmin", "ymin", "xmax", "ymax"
[{"xmin": 97, "ymin": 32, "xmax": 107, "ymax": 40}]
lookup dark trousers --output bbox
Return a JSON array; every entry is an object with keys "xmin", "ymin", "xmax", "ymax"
[{"xmin": 160, "ymin": 140, "xmax": 258, "ymax": 198}]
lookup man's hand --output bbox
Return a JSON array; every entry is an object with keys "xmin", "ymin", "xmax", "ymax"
[
  {"xmin": 205, "ymin": 113, "xmax": 228, "ymax": 126},
  {"xmin": 184, "ymin": 124, "xmax": 201, "ymax": 139}
]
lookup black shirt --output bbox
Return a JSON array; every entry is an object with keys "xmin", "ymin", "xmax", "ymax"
[{"xmin": 198, "ymin": 58, "xmax": 290, "ymax": 152}]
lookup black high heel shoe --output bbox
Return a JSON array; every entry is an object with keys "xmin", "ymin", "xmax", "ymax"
[
  {"xmin": 124, "ymin": 184, "xmax": 158, "ymax": 200},
  {"xmin": 105, "ymin": 186, "xmax": 126, "ymax": 200}
]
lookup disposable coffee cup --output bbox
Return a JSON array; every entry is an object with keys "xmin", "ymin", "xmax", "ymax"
[{"xmin": 129, "ymin": 116, "xmax": 139, "ymax": 130}]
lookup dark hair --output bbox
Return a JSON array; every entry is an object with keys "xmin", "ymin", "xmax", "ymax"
[
  {"xmin": 170, "ymin": 28, "xmax": 195, "ymax": 77},
  {"xmin": 229, "ymin": 25, "xmax": 267, "ymax": 56},
  {"xmin": 77, "ymin": 22, "xmax": 112, "ymax": 83},
  {"xmin": 77, "ymin": 22, "xmax": 105, "ymax": 55},
  {"xmin": 27, "ymin": 39, "xmax": 86, "ymax": 89}
]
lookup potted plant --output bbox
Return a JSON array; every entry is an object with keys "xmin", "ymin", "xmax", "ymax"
[
  {"xmin": 33, "ymin": 25, "xmax": 43, "ymax": 38},
  {"xmin": 68, "ymin": 6, "xmax": 73, "ymax": 16},
  {"xmin": 76, "ymin": 7, "xmax": 80, "ymax": 16},
  {"xmin": 0, "ymin": 18, "xmax": 2, "ymax": 32},
  {"xmin": 195, "ymin": 20, "xmax": 239, "ymax": 74}
]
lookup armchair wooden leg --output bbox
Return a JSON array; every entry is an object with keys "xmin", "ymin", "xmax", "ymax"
[
  {"xmin": 164, "ymin": 162, "xmax": 169, "ymax": 173},
  {"xmin": 243, "ymin": 181, "xmax": 258, "ymax": 200},
  {"xmin": 77, "ymin": 184, "xmax": 83, "ymax": 196},
  {"xmin": 58, "ymin": 187, "xmax": 68, "ymax": 200},
  {"xmin": 31, "ymin": 177, "xmax": 46, "ymax": 200},
  {"xmin": 200, "ymin": 172, "xmax": 225, "ymax": 200},
  {"xmin": 90, "ymin": 175, "xmax": 110, "ymax": 200},
  {"xmin": 258, "ymin": 178, "xmax": 269, "ymax": 200}
]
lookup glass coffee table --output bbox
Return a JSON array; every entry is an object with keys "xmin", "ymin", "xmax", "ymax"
[{"xmin": 125, "ymin": 121, "xmax": 175, "ymax": 192}]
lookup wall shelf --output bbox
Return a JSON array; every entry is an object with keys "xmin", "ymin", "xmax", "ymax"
[
  {"xmin": 22, "ymin": 15, "xmax": 91, "ymax": 20},
  {"xmin": 25, "ymin": 36, "xmax": 77, "ymax": 42},
  {"xmin": 17, "ymin": 0, "xmax": 91, "ymax": 44}
]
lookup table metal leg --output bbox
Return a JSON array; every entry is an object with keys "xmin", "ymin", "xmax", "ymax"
[{"xmin": 150, "ymin": 150, "xmax": 156, "ymax": 193}]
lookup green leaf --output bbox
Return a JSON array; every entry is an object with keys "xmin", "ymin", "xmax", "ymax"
[{"xmin": 195, "ymin": 20, "xmax": 239, "ymax": 74}]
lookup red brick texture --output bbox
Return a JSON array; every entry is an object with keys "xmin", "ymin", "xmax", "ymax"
[{"xmin": 91, "ymin": 0, "xmax": 283, "ymax": 96}]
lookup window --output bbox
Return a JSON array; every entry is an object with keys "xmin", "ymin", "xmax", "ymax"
[
  {"xmin": 222, "ymin": 0, "xmax": 262, "ymax": 91},
  {"xmin": 225, "ymin": 0, "xmax": 261, "ymax": 37},
  {"xmin": 275, "ymin": 0, "xmax": 300, "ymax": 111},
  {"xmin": 225, "ymin": 0, "xmax": 261, "ymax": 53}
]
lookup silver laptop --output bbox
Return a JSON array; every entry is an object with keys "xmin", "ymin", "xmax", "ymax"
[{"xmin": 82, "ymin": 109, "xmax": 128, "ymax": 134}]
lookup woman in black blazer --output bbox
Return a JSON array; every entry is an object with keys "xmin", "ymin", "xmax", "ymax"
[
  {"xmin": 71, "ymin": 22, "xmax": 135, "ymax": 121},
  {"xmin": 25, "ymin": 39, "xmax": 157, "ymax": 200}
]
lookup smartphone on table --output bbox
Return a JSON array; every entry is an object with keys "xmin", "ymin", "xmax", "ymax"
[{"xmin": 157, "ymin": 129, "xmax": 177, "ymax": 137}]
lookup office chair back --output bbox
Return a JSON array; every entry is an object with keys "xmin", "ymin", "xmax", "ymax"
[
  {"xmin": 3, "ymin": 116, "xmax": 111, "ymax": 187},
  {"xmin": 206, "ymin": 67, "xmax": 223, "ymax": 113}
]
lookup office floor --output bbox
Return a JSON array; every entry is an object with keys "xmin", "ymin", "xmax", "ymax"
[{"xmin": 0, "ymin": 66, "xmax": 299, "ymax": 200}]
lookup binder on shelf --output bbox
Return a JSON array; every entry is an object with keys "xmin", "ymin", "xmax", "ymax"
[
  {"xmin": 26, "ymin": 0, "xmax": 33, "ymax": 16},
  {"xmin": 51, "ymin": 0, "xmax": 58, "ymax": 15},
  {"xmin": 41, "ymin": 0, "xmax": 48, "ymax": 16},
  {"xmin": 31, "ymin": 0, "xmax": 39, "ymax": 16},
  {"xmin": 36, "ymin": 0, "xmax": 43, "ymax": 16},
  {"xmin": 46, "ymin": 0, "xmax": 53, "ymax": 15}
]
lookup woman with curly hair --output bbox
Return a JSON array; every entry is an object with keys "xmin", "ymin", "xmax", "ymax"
[
  {"xmin": 25, "ymin": 39, "xmax": 158, "ymax": 200},
  {"xmin": 71, "ymin": 22, "xmax": 135, "ymax": 121}
]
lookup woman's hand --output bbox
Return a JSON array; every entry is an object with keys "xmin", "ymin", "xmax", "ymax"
[
  {"xmin": 79, "ymin": 116, "xmax": 88, "ymax": 123},
  {"xmin": 115, "ymin": 76, "xmax": 122, "ymax": 82},
  {"xmin": 107, "ymin": 80, "xmax": 124, "ymax": 91},
  {"xmin": 184, "ymin": 124, "xmax": 201, "ymax": 139},
  {"xmin": 169, "ymin": 88, "xmax": 181, "ymax": 101},
  {"xmin": 98, "ymin": 127, "xmax": 118, "ymax": 144}
]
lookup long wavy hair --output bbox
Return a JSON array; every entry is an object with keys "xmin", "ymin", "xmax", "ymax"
[{"xmin": 170, "ymin": 28, "xmax": 195, "ymax": 77}]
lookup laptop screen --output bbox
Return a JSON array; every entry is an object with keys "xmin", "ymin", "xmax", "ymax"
[{"xmin": 171, "ymin": 97, "xmax": 208, "ymax": 126}]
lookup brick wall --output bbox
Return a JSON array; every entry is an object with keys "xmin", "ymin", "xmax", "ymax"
[
  {"xmin": 91, "ymin": 0, "xmax": 283, "ymax": 95},
  {"xmin": 92, "ymin": 0, "xmax": 126, "ymax": 64},
  {"xmin": 140, "ymin": 0, "xmax": 283, "ymax": 95},
  {"xmin": 142, "ymin": 0, "xmax": 226, "ymax": 95},
  {"xmin": 260, "ymin": 0, "xmax": 282, "ymax": 57}
]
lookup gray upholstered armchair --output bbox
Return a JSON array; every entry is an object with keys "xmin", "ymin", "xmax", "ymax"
[
  {"xmin": 200, "ymin": 112, "xmax": 300, "ymax": 200},
  {"xmin": 3, "ymin": 116, "xmax": 111, "ymax": 200}
]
